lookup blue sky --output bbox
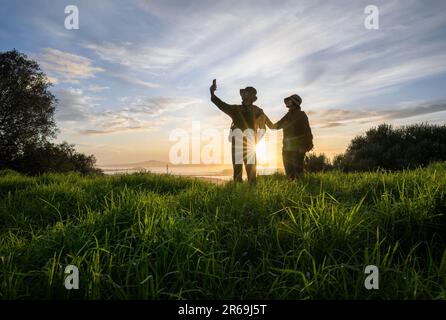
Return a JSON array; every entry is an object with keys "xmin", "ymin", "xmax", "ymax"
[{"xmin": 1, "ymin": 0, "xmax": 446, "ymax": 165}]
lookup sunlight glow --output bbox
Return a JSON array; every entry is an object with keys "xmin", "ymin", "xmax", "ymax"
[{"xmin": 256, "ymin": 139, "xmax": 268, "ymax": 165}]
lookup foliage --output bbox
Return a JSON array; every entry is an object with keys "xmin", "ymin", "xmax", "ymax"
[
  {"xmin": 0, "ymin": 49, "xmax": 99, "ymax": 175},
  {"xmin": 334, "ymin": 123, "xmax": 446, "ymax": 171},
  {"xmin": 13, "ymin": 142, "xmax": 101, "ymax": 175},
  {"xmin": 0, "ymin": 50, "xmax": 57, "ymax": 167},
  {"xmin": 305, "ymin": 153, "xmax": 333, "ymax": 172}
]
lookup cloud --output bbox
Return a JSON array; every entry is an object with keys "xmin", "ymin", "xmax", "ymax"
[
  {"xmin": 121, "ymin": 96, "xmax": 201, "ymax": 115},
  {"xmin": 312, "ymin": 102, "xmax": 446, "ymax": 128},
  {"xmin": 86, "ymin": 41, "xmax": 188, "ymax": 70},
  {"xmin": 129, "ymin": 0, "xmax": 446, "ymax": 113},
  {"xmin": 41, "ymin": 1, "xmax": 446, "ymax": 110},
  {"xmin": 108, "ymin": 72, "xmax": 161, "ymax": 89},
  {"xmin": 384, "ymin": 103, "xmax": 446, "ymax": 120},
  {"xmin": 87, "ymin": 96, "xmax": 202, "ymax": 135},
  {"xmin": 78, "ymin": 113, "xmax": 159, "ymax": 135},
  {"xmin": 320, "ymin": 122, "xmax": 345, "ymax": 129},
  {"xmin": 85, "ymin": 85, "xmax": 110, "ymax": 93},
  {"xmin": 54, "ymin": 88, "xmax": 202, "ymax": 135},
  {"xmin": 54, "ymin": 88, "xmax": 93, "ymax": 121},
  {"xmin": 37, "ymin": 48, "xmax": 104, "ymax": 84}
]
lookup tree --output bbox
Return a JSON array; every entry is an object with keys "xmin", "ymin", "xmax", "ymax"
[
  {"xmin": 0, "ymin": 50, "xmax": 57, "ymax": 168},
  {"xmin": 304, "ymin": 153, "xmax": 333, "ymax": 172},
  {"xmin": 17, "ymin": 142, "xmax": 101, "ymax": 175},
  {"xmin": 335, "ymin": 123, "xmax": 446, "ymax": 171},
  {"xmin": 0, "ymin": 49, "xmax": 100, "ymax": 175}
]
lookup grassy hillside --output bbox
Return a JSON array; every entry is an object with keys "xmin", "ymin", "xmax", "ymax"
[{"xmin": 1, "ymin": 163, "xmax": 446, "ymax": 299}]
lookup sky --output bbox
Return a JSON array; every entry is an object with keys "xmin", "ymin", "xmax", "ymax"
[{"xmin": 1, "ymin": 0, "xmax": 446, "ymax": 166}]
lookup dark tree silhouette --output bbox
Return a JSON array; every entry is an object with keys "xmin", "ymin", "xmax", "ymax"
[
  {"xmin": 0, "ymin": 50, "xmax": 57, "ymax": 168},
  {"xmin": 335, "ymin": 123, "xmax": 446, "ymax": 171},
  {"xmin": 18, "ymin": 142, "xmax": 100, "ymax": 175},
  {"xmin": 0, "ymin": 49, "xmax": 100, "ymax": 175},
  {"xmin": 304, "ymin": 153, "xmax": 332, "ymax": 172}
]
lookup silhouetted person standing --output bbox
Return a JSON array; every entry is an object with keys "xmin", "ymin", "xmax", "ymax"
[
  {"xmin": 210, "ymin": 79, "xmax": 271, "ymax": 184},
  {"xmin": 272, "ymin": 94, "xmax": 313, "ymax": 179}
]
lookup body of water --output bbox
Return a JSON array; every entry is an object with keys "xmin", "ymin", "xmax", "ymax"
[{"xmin": 99, "ymin": 166, "xmax": 281, "ymax": 181}]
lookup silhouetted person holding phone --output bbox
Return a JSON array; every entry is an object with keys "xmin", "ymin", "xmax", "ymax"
[
  {"xmin": 271, "ymin": 94, "xmax": 313, "ymax": 179},
  {"xmin": 210, "ymin": 79, "xmax": 272, "ymax": 184}
]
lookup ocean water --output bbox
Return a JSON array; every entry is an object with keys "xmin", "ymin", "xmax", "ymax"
[{"xmin": 100, "ymin": 166, "xmax": 281, "ymax": 181}]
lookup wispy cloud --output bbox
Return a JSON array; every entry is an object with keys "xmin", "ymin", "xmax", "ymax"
[
  {"xmin": 80, "ymin": 96, "xmax": 201, "ymax": 135},
  {"xmin": 312, "ymin": 102, "xmax": 446, "ymax": 128},
  {"xmin": 78, "ymin": 113, "xmax": 161, "ymax": 135},
  {"xmin": 320, "ymin": 122, "xmax": 347, "ymax": 129},
  {"xmin": 85, "ymin": 85, "xmax": 110, "ymax": 93},
  {"xmin": 54, "ymin": 88, "xmax": 94, "ymax": 121},
  {"xmin": 36, "ymin": 48, "xmax": 104, "ymax": 84},
  {"xmin": 108, "ymin": 72, "xmax": 161, "ymax": 89},
  {"xmin": 86, "ymin": 41, "xmax": 188, "ymax": 71},
  {"xmin": 384, "ymin": 103, "xmax": 446, "ymax": 120},
  {"xmin": 55, "ymin": 88, "xmax": 202, "ymax": 135},
  {"xmin": 119, "ymin": 96, "xmax": 202, "ymax": 115},
  {"xmin": 136, "ymin": 0, "xmax": 446, "ymax": 110}
]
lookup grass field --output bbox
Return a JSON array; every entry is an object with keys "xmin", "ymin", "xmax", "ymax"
[{"xmin": 1, "ymin": 163, "xmax": 446, "ymax": 299}]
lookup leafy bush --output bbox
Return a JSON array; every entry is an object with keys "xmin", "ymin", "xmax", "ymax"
[
  {"xmin": 305, "ymin": 153, "xmax": 333, "ymax": 172},
  {"xmin": 12, "ymin": 142, "xmax": 102, "ymax": 175},
  {"xmin": 335, "ymin": 123, "xmax": 446, "ymax": 171}
]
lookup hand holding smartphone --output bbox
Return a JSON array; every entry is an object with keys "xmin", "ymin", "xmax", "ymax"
[{"xmin": 210, "ymin": 79, "xmax": 217, "ymax": 93}]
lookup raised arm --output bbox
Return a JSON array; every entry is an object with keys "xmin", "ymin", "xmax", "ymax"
[{"xmin": 210, "ymin": 79, "xmax": 235, "ymax": 117}]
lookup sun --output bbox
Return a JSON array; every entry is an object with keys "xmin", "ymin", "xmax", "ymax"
[{"xmin": 256, "ymin": 139, "xmax": 268, "ymax": 165}]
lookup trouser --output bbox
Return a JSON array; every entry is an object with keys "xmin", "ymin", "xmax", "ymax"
[
  {"xmin": 232, "ymin": 138, "xmax": 257, "ymax": 184},
  {"xmin": 282, "ymin": 150, "xmax": 305, "ymax": 179}
]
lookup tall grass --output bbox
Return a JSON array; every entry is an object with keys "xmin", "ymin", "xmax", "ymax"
[{"xmin": 0, "ymin": 163, "xmax": 445, "ymax": 299}]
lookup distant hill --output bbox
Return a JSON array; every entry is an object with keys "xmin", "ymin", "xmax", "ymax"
[
  {"xmin": 99, "ymin": 160, "xmax": 168, "ymax": 168},
  {"xmin": 99, "ymin": 160, "xmax": 231, "ymax": 168}
]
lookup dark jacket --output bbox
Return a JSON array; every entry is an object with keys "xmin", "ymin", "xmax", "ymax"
[
  {"xmin": 211, "ymin": 95, "xmax": 268, "ymax": 133},
  {"xmin": 275, "ymin": 108, "xmax": 313, "ymax": 152}
]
